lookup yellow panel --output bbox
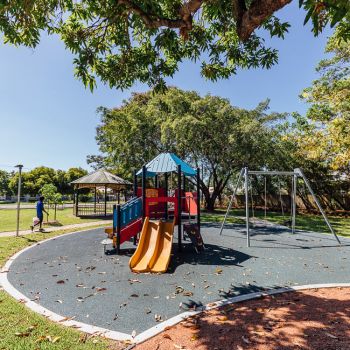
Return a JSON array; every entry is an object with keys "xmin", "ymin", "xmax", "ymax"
[
  {"xmin": 129, "ymin": 218, "xmax": 161, "ymax": 273},
  {"xmin": 148, "ymin": 219, "xmax": 175, "ymax": 273}
]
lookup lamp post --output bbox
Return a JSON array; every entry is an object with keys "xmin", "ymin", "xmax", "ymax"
[{"xmin": 15, "ymin": 164, "xmax": 23, "ymax": 237}]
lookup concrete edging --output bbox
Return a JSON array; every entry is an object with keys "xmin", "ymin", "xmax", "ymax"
[{"xmin": 1, "ymin": 228, "xmax": 350, "ymax": 345}]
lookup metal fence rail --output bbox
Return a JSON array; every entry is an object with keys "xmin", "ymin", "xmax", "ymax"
[{"xmin": 74, "ymin": 203, "xmax": 114, "ymax": 216}]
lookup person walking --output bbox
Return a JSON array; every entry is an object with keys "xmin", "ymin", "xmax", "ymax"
[{"xmin": 30, "ymin": 196, "xmax": 48, "ymax": 232}]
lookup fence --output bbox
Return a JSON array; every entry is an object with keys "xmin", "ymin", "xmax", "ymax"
[
  {"xmin": 74, "ymin": 203, "xmax": 115, "ymax": 216},
  {"xmin": 218, "ymin": 193, "xmax": 350, "ymax": 213}
]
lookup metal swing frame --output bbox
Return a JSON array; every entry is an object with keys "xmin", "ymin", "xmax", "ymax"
[{"xmin": 220, "ymin": 167, "xmax": 341, "ymax": 247}]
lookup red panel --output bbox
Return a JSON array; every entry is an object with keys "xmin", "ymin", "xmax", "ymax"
[
  {"xmin": 184, "ymin": 192, "xmax": 198, "ymax": 215},
  {"xmin": 119, "ymin": 218, "xmax": 143, "ymax": 244}
]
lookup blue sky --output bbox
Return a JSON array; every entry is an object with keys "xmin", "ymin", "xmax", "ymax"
[{"xmin": 0, "ymin": 1, "xmax": 332, "ymax": 172}]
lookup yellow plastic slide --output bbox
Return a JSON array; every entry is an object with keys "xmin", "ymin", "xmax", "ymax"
[{"xmin": 129, "ymin": 218, "xmax": 175, "ymax": 273}]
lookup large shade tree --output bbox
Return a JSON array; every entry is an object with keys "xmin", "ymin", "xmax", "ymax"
[
  {"xmin": 89, "ymin": 88, "xmax": 288, "ymax": 210},
  {"xmin": 299, "ymin": 27, "xmax": 350, "ymax": 174},
  {"xmin": 0, "ymin": 1, "xmax": 349, "ymax": 91}
]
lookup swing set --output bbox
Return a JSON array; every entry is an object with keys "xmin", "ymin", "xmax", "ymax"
[{"xmin": 220, "ymin": 167, "xmax": 341, "ymax": 247}]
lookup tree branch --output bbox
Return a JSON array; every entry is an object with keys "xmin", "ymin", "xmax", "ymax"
[
  {"xmin": 117, "ymin": 0, "xmax": 292, "ymax": 41},
  {"xmin": 235, "ymin": 0, "xmax": 293, "ymax": 41},
  {"xmin": 117, "ymin": 0, "xmax": 203, "ymax": 38}
]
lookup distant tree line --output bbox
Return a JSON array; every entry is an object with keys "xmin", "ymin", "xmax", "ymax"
[{"xmin": 0, "ymin": 167, "xmax": 87, "ymax": 198}]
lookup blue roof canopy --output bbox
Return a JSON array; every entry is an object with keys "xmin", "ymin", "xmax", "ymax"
[{"xmin": 137, "ymin": 153, "xmax": 196, "ymax": 177}]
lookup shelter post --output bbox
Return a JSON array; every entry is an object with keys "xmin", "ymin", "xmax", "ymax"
[
  {"xmin": 292, "ymin": 173, "xmax": 297, "ymax": 234},
  {"xmin": 142, "ymin": 166, "xmax": 146, "ymax": 220},
  {"xmin": 133, "ymin": 170, "xmax": 137, "ymax": 197},
  {"xmin": 177, "ymin": 164, "xmax": 182, "ymax": 252},
  {"xmin": 196, "ymin": 168, "xmax": 201, "ymax": 234},
  {"xmin": 75, "ymin": 190, "xmax": 79, "ymax": 217},
  {"xmin": 94, "ymin": 187, "xmax": 97, "ymax": 213},
  {"xmin": 164, "ymin": 172, "xmax": 168, "ymax": 220},
  {"xmin": 244, "ymin": 167, "xmax": 250, "ymax": 247},
  {"xmin": 104, "ymin": 185, "xmax": 107, "ymax": 216},
  {"xmin": 116, "ymin": 204, "xmax": 121, "ymax": 253}
]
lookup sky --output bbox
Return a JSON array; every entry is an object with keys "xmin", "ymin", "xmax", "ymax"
[{"xmin": 0, "ymin": 1, "xmax": 332, "ymax": 172}]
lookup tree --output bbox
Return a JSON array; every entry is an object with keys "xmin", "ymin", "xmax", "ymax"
[
  {"xmin": 8, "ymin": 167, "xmax": 88, "ymax": 196},
  {"xmin": 9, "ymin": 166, "xmax": 57, "ymax": 196},
  {"xmin": 89, "ymin": 88, "xmax": 287, "ymax": 210},
  {"xmin": 279, "ymin": 113, "xmax": 350, "ymax": 211},
  {"xmin": 63, "ymin": 167, "xmax": 88, "ymax": 194},
  {"xmin": 300, "ymin": 26, "xmax": 350, "ymax": 174},
  {"xmin": 0, "ymin": 170, "xmax": 13, "ymax": 197},
  {"xmin": 0, "ymin": 1, "xmax": 348, "ymax": 91},
  {"xmin": 41, "ymin": 183, "xmax": 62, "ymax": 221}
]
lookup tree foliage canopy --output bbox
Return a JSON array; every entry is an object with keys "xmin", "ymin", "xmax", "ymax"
[
  {"xmin": 299, "ymin": 27, "xmax": 350, "ymax": 172},
  {"xmin": 89, "ymin": 88, "xmax": 288, "ymax": 209},
  {"xmin": 8, "ymin": 166, "xmax": 88, "ymax": 196},
  {"xmin": 1, "ymin": 0, "xmax": 349, "ymax": 91}
]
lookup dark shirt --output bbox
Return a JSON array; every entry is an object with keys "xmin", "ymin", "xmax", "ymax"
[{"xmin": 36, "ymin": 201, "xmax": 44, "ymax": 218}]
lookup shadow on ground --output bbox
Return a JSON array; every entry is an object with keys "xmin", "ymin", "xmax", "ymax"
[{"xmin": 137, "ymin": 285, "xmax": 350, "ymax": 350}]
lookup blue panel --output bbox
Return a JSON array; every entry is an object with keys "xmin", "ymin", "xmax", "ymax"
[{"xmin": 114, "ymin": 197, "xmax": 142, "ymax": 229}]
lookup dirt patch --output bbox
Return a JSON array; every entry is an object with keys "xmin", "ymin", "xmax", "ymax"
[{"xmin": 135, "ymin": 287, "xmax": 350, "ymax": 350}]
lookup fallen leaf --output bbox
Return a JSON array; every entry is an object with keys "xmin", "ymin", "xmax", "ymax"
[
  {"xmin": 215, "ymin": 268, "xmax": 223, "ymax": 274},
  {"xmin": 325, "ymin": 332, "xmax": 337, "ymax": 339},
  {"xmin": 183, "ymin": 291, "xmax": 193, "ymax": 297},
  {"xmin": 56, "ymin": 280, "xmax": 65, "ymax": 284},
  {"xmin": 154, "ymin": 314, "xmax": 162, "ymax": 322},
  {"xmin": 242, "ymin": 336, "xmax": 250, "ymax": 344},
  {"xmin": 175, "ymin": 286, "xmax": 184, "ymax": 294},
  {"xmin": 217, "ymin": 316, "xmax": 228, "ymax": 321},
  {"xmin": 96, "ymin": 287, "xmax": 107, "ymax": 292},
  {"xmin": 128, "ymin": 278, "xmax": 141, "ymax": 284},
  {"xmin": 15, "ymin": 332, "xmax": 30, "ymax": 337},
  {"xmin": 79, "ymin": 334, "xmax": 88, "ymax": 343},
  {"xmin": 190, "ymin": 334, "xmax": 198, "ymax": 341},
  {"xmin": 51, "ymin": 336, "xmax": 61, "ymax": 343},
  {"xmin": 163, "ymin": 333, "xmax": 172, "ymax": 339},
  {"xmin": 130, "ymin": 294, "xmax": 139, "ymax": 298},
  {"xmin": 55, "ymin": 300, "xmax": 63, "ymax": 304},
  {"xmin": 58, "ymin": 316, "xmax": 76, "ymax": 322}
]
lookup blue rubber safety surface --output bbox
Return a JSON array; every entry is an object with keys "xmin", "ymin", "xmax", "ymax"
[{"xmin": 7, "ymin": 223, "xmax": 350, "ymax": 334}]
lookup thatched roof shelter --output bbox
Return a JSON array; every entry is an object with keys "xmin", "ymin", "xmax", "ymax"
[
  {"xmin": 71, "ymin": 169, "xmax": 132, "ymax": 190},
  {"xmin": 71, "ymin": 170, "xmax": 132, "ymax": 217}
]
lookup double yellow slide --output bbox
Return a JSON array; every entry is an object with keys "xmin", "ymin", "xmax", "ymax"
[{"xmin": 129, "ymin": 217, "xmax": 175, "ymax": 273}]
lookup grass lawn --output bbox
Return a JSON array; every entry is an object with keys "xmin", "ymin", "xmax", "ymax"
[
  {"xmin": 0, "ymin": 208, "xmax": 108, "ymax": 232},
  {"xmin": 0, "ymin": 226, "xmax": 126, "ymax": 350},
  {"xmin": 202, "ymin": 208, "xmax": 350, "ymax": 236}
]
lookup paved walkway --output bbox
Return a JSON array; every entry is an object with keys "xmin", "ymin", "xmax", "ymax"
[
  {"xmin": 0, "ymin": 203, "xmax": 73, "ymax": 210},
  {"xmin": 0, "ymin": 220, "xmax": 111, "ymax": 238}
]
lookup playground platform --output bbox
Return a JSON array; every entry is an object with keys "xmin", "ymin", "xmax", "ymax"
[{"xmin": 4, "ymin": 222, "xmax": 350, "ymax": 338}]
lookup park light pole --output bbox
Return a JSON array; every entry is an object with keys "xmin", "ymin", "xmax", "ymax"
[{"xmin": 15, "ymin": 164, "xmax": 23, "ymax": 237}]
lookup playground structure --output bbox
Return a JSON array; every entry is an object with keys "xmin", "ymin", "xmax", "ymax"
[
  {"xmin": 104, "ymin": 153, "xmax": 201, "ymax": 273},
  {"xmin": 220, "ymin": 167, "xmax": 341, "ymax": 247}
]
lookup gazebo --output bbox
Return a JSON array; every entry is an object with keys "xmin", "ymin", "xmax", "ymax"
[{"xmin": 71, "ymin": 169, "xmax": 132, "ymax": 217}]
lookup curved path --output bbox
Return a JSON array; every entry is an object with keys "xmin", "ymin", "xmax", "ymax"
[{"xmin": 2, "ymin": 223, "xmax": 350, "ymax": 342}]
